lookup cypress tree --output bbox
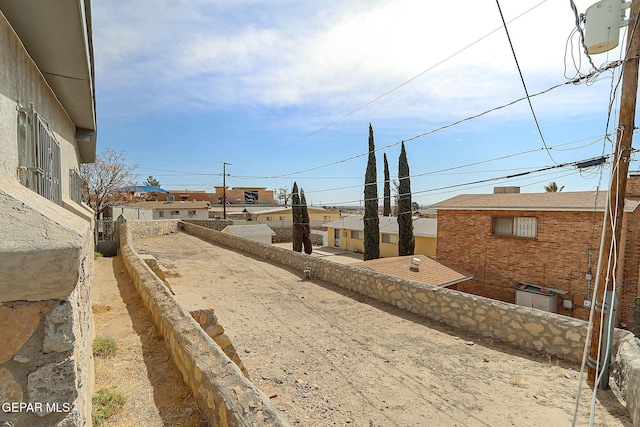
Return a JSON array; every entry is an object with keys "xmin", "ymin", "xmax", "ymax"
[
  {"xmin": 364, "ymin": 124, "xmax": 380, "ymax": 260},
  {"xmin": 397, "ymin": 141, "xmax": 414, "ymax": 256},
  {"xmin": 292, "ymin": 182, "xmax": 303, "ymax": 252},
  {"xmin": 383, "ymin": 153, "xmax": 391, "ymax": 217},
  {"xmin": 300, "ymin": 188, "xmax": 313, "ymax": 255}
]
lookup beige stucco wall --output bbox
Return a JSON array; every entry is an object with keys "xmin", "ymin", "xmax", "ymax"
[
  {"xmin": 0, "ymin": 11, "xmax": 95, "ymax": 427},
  {"xmin": 326, "ymin": 226, "xmax": 436, "ymax": 258},
  {"xmin": 0, "ymin": 9, "xmax": 83, "ymax": 195}
]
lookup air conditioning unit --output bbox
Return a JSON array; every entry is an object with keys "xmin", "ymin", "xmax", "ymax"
[{"xmin": 515, "ymin": 282, "xmax": 557, "ymax": 313}]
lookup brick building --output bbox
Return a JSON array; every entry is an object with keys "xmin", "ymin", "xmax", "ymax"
[
  {"xmin": 213, "ymin": 186, "xmax": 275, "ymax": 205},
  {"xmin": 431, "ymin": 177, "xmax": 640, "ymax": 328}
]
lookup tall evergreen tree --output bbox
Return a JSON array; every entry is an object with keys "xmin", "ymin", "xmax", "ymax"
[
  {"xmin": 291, "ymin": 182, "xmax": 303, "ymax": 252},
  {"xmin": 383, "ymin": 153, "xmax": 391, "ymax": 217},
  {"xmin": 397, "ymin": 141, "xmax": 414, "ymax": 256},
  {"xmin": 364, "ymin": 124, "xmax": 380, "ymax": 260},
  {"xmin": 300, "ymin": 189, "xmax": 313, "ymax": 255}
]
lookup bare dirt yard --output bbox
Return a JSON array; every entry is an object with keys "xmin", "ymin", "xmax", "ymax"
[
  {"xmin": 92, "ymin": 256, "xmax": 207, "ymax": 426},
  {"xmin": 125, "ymin": 231, "xmax": 631, "ymax": 426}
]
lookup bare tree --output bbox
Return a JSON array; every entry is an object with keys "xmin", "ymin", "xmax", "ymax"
[
  {"xmin": 277, "ymin": 187, "xmax": 291, "ymax": 206},
  {"xmin": 81, "ymin": 147, "xmax": 136, "ymax": 220}
]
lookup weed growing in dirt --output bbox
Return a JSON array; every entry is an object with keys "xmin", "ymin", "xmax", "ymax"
[
  {"xmin": 94, "ymin": 251, "xmax": 103, "ymax": 259},
  {"xmin": 93, "ymin": 337, "xmax": 116, "ymax": 357},
  {"xmin": 510, "ymin": 374, "xmax": 525, "ymax": 387},
  {"xmin": 92, "ymin": 388, "xmax": 125, "ymax": 425}
]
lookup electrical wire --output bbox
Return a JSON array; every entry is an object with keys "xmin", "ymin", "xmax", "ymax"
[
  {"xmin": 235, "ymin": 1, "xmax": 551, "ymax": 165},
  {"xmin": 496, "ymin": 0, "xmax": 556, "ymax": 165}
]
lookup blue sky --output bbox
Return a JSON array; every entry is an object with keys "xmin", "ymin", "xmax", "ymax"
[{"xmin": 92, "ymin": 0, "xmax": 637, "ymax": 207}]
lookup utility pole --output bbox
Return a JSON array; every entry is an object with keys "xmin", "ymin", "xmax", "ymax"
[
  {"xmin": 222, "ymin": 162, "xmax": 231, "ymax": 219},
  {"xmin": 588, "ymin": 0, "xmax": 640, "ymax": 387}
]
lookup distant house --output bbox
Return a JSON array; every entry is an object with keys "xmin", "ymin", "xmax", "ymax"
[
  {"xmin": 213, "ymin": 186, "xmax": 275, "ymax": 205},
  {"xmin": 222, "ymin": 224, "xmax": 276, "ymax": 244},
  {"xmin": 430, "ymin": 180, "xmax": 640, "ymax": 327},
  {"xmin": 120, "ymin": 200, "xmax": 210, "ymax": 220},
  {"xmin": 324, "ymin": 216, "xmax": 437, "ymax": 257},
  {"xmin": 354, "ymin": 255, "xmax": 472, "ymax": 289},
  {"xmin": 243, "ymin": 206, "xmax": 341, "ymax": 228}
]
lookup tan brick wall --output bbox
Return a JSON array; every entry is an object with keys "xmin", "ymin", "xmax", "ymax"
[{"xmin": 436, "ymin": 207, "xmax": 640, "ymax": 328}]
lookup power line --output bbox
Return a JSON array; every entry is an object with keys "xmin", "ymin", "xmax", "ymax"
[
  {"xmin": 496, "ymin": 0, "xmax": 556, "ymax": 165},
  {"xmin": 235, "ymin": 0, "xmax": 551, "ymax": 165}
]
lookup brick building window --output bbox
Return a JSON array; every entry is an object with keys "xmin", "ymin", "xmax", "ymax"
[{"xmin": 493, "ymin": 216, "xmax": 537, "ymax": 238}]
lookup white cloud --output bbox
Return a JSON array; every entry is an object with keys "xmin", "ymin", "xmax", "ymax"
[{"xmin": 93, "ymin": 0, "xmax": 623, "ymax": 122}]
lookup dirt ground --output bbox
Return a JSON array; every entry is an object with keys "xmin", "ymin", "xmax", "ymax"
[
  {"xmin": 92, "ymin": 256, "xmax": 207, "ymax": 426},
  {"xmin": 126, "ymin": 231, "xmax": 632, "ymax": 427}
]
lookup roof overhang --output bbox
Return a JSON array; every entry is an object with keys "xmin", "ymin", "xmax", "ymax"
[{"xmin": 0, "ymin": 0, "xmax": 97, "ymax": 163}]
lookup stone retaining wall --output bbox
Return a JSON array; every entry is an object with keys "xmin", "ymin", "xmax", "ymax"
[
  {"xmin": 120, "ymin": 220, "xmax": 288, "ymax": 427},
  {"xmin": 180, "ymin": 221, "xmax": 640, "ymax": 426}
]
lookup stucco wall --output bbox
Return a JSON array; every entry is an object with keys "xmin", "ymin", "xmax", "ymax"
[
  {"xmin": 0, "ymin": 8, "xmax": 94, "ymax": 427},
  {"xmin": 120, "ymin": 220, "xmax": 288, "ymax": 426},
  {"xmin": 0, "ymin": 9, "xmax": 81, "ymax": 195}
]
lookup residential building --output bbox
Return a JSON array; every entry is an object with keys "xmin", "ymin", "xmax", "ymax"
[
  {"xmin": 118, "ymin": 200, "xmax": 210, "ymax": 220},
  {"xmin": 324, "ymin": 216, "xmax": 438, "ymax": 257},
  {"xmin": 213, "ymin": 186, "xmax": 275, "ymax": 205},
  {"xmin": 354, "ymin": 255, "xmax": 472, "ymax": 289},
  {"xmin": 222, "ymin": 224, "xmax": 276, "ymax": 244},
  {"xmin": 0, "ymin": 1, "xmax": 96, "ymax": 425},
  {"xmin": 243, "ymin": 206, "xmax": 341, "ymax": 228},
  {"xmin": 431, "ymin": 180, "xmax": 640, "ymax": 327}
]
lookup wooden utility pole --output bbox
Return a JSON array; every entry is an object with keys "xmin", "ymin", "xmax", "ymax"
[
  {"xmin": 588, "ymin": 0, "xmax": 640, "ymax": 387},
  {"xmin": 222, "ymin": 162, "xmax": 231, "ymax": 219}
]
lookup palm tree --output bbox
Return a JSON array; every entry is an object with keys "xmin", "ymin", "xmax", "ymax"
[{"xmin": 544, "ymin": 182, "xmax": 564, "ymax": 192}]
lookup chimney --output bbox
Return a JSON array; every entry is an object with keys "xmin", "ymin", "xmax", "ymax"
[{"xmin": 493, "ymin": 186, "xmax": 520, "ymax": 194}]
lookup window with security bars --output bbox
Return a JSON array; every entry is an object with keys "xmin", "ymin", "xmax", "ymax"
[
  {"xmin": 17, "ymin": 104, "xmax": 62, "ymax": 205},
  {"xmin": 492, "ymin": 216, "xmax": 537, "ymax": 238},
  {"xmin": 69, "ymin": 169, "xmax": 83, "ymax": 205}
]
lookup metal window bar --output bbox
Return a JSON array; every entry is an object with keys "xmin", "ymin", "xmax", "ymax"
[
  {"xmin": 35, "ymin": 113, "xmax": 62, "ymax": 205},
  {"xmin": 69, "ymin": 169, "xmax": 83, "ymax": 204},
  {"xmin": 17, "ymin": 105, "xmax": 39, "ymax": 193},
  {"xmin": 16, "ymin": 104, "xmax": 62, "ymax": 206}
]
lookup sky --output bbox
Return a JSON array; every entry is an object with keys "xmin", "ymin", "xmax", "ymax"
[{"xmin": 91, "ymin": 0, "xmax": 638, "ymax": 207}]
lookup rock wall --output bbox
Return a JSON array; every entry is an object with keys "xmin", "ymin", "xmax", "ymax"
[
  {"xmin": 0, "ymin": 183, "xmax": 94, "ymax": 427},
  {"xmin": 183, "ymin": 221, "xmax": 614, "ymax": 362},
  {"xmin": 120, "ymin": 221, "xmax": 288, "ymax": 427}
]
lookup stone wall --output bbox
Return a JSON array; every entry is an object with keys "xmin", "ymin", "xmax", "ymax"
[
  {"xmin": 181, "ymin": 221, "xmax": 640, "ymax": 427},
  {"xmin": 120, "ymin": 221, "xmax": 288, "ymax": 427},
  {"xmin": 182, "ymin": 219, "xmax": 323, "ymax": 245},
  {"xmin": 183, "ymin": 219, "xmax": 232, "ymax": 231},
  {"xmin": 0, "ymin": 182, "xmax": 94, "ymax": 427}
]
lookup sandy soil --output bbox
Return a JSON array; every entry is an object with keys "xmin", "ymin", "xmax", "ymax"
[
  {"xmin": 129, "ymin": 231, "xmax": 632, "ymax": 427},
  {"xmin": 92, "ymin": 256, "xmax": 207, "ymax": 426}
]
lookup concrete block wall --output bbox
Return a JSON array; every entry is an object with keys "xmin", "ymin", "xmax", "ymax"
[
  {"xmin": 120, "ymin": 220, "xmax": 288, "ymax": 427},
  {"xmin": 180, "ymin": 221, "xmax": 640, "ymax": 426}
]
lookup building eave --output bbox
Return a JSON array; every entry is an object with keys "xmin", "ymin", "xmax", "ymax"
[{"xmin": 0, "ymin": 0, "xmax": 97, "ymax": 162}]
